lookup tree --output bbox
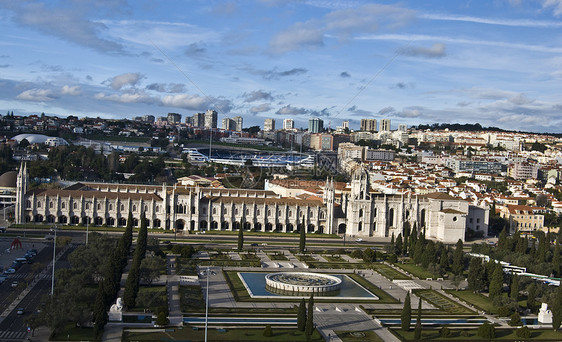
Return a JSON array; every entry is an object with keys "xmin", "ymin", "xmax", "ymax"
[
  {"xmin": 237, "ymin": 223, "xmax": 244, "ymax": 251},
  {"xmin": 263, "ymin": 324, "xmax": 273, "ymax": 337},
  {"xmin": 139, "ymin": 256, "xmax": 165, "ymax": 286},
  {"xmin": 527, "ymin": 283, "xmax": 537, "ymax": 313},
  {"xmin": 395, "ymin": 233, "xmax": 403, "ymax": 257},
  {"xmin": 124, "ymin": 212, "xmax": 134, "ymax": 252},
  {"xmin": 123, "ymin": 265, "xmax": 140, "ymax": 308},
  {"xmin": 498, "ymin": 227, "xmax": 508, "ymax": 251},
  {"xmin": 362, "ymin": 248, "xmax": 375, "ymax": 263},
  {"xmin": 297, "ymin": 298, "xmax": 307, "ymax": 331},
  {"xmin": 156, "ymin": 311, "xmax": 169, "ymax": 326},
  {"xmin": 135, "ymin": 211, "xmax": 148, "ymax": 261},
  {"xmin": 414, "ymin": 297, "xmax": 422, "ymax": 340},
  {"xmin": 452, "ymin": 239, "xmax": 464, "ymax": 275},
  {"xmin": 489, "ymin": 262, "xmax": 504, "ymax": 299},
  {"xmin": 300, "ymin": 216, "xmax": 306, "ymax": 253},
  {"xmin": 93, "ymin": 281, "xmax": 108, "ymax": 338},
  {"xmin": 401, "ymin": 292, "xmax": 411, "ymax": 331},
  {"xmin": 305, "ymin": 295, "xmax": 314, "ymax": 339},
  {"xmin": 552, "ymin": 284, "xmax": 562, "ymax": 330},
  {"xmin": 510, "ymin": 312, "xmax": 522, "ymax": 326},
  {"xmin": 516, "ymin": 326, "xmax": 531, "ymax": 338},
  {"xmin": 468, "ymin": 258, "xmax": 484, "ymax": 292},
  {"xmin": 510, "ymin": 275, "xmax": 519, "ymax": 300},
  {"xmin": 477, "ymin": 322, "xmax": 495, "ymax": 339},
  {"xmin": 554, "ymin": 242, "xmax": 561, "ymax": 277}
]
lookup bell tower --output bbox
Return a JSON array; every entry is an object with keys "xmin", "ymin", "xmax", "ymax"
[{"xmin": 15, "ymin": 163, "xmax": 28, "ymax": 224}]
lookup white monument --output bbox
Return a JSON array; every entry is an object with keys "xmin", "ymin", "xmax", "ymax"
[
  {"xmin": 538, "ymin": 303, "xmax": 553, "ymax": 324},
  {"xmin": 108, "ymin": 297, "xmax": 123, "ymax": 322}
]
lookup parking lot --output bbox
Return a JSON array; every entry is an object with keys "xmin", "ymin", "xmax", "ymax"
[{"xmin": 0, "ymin": 238, "xmax": 46, "ymax": 280}]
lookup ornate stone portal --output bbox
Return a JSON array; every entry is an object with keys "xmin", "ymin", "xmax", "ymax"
[{"xmin": 265, "ymin": 272, "xmax": 342, "ymax": 295}]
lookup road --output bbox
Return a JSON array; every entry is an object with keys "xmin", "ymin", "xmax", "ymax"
[{"xmin": 0, "ymin": 246, "xmax": 73, "ymax": 341}]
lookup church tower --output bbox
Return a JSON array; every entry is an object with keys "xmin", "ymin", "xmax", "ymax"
[
  {"xmin": 323, "ymin": 178, "xmax": 335, "ymax": 234},
  {"xmin": 348, "ymin": 166, "xmax": 373, "ymax": 236},
  {"xmin": 15, "ymin": 163, "xmax": 28, "ymax": 224}
]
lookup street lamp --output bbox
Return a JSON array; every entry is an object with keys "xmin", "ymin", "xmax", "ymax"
[
  {"xmin": 51, "ymin": 225, "xmax": 57, "ymax": 296},
  {"xmin": 86, "ymin": 219, "xmax": 89, "ymax": 245},
  {"xmin": 205, "ymin": 266, "xmax": 209, "ymax": 342}
]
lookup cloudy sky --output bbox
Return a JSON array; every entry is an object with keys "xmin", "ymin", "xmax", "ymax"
[{"xmin": 1, "ymin": 0, "xmax": 561, "ymax": 132}]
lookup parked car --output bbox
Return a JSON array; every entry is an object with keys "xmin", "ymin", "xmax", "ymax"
[
  {"xmin": 11, "ymin": 281, "xmax": 18, "ymax": 288},
  {"xmin": 16, "ymin": 308, "xmax": 24, "ymax": 315},
  {"xmin": 0, "ymin": 226, "xmax": 6, "ymax": 233},
  {"xmin": 4, "ymin": 268, "xmax": 16, "ymax": 274}
]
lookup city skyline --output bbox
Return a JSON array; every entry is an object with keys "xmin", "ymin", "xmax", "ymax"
[{"xmin": 0, "ymin": 1, "xmax": 561, "ymax": 132}]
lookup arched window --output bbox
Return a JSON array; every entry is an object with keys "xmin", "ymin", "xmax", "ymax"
[
  {"xmin": 245, "ymin": 208, "xmax": 249, "ymax": 215},
  {"xmin": 97, "ymin": 203, "xmax": 101, "ymax": 210},
  {"xmin": 155, "ymin": 205, "xmax": 159, "ymax": 213},
  {"xmin": 120, "ymin": 204, "xmax": 124, "ymax": 211},
  {"xmin": 26, "ymin": 200, "xmax": 32, "ymax": 208},
  {"xmin": 85, "ymin": 203, "xmax": 90, "ymax": 210},
  {"xmin": 49, "ymin": 201, "xmax": 53, "ymax": 209},
  {"xmin": 267, "ymin": 210, "xmax": 271, "ymax": 216},
  {"xmin": 235, "ymin": 208, "xmax": 239, "ymax": 215},
  {"xmin": 213, "ymin": 207, "xmax": 217, "ymax": 215},
  {"xmin": 144, "ymin": 205, "xmax": 148, "ymax": 212},
  {"xmin": 224, "ymin": 208, "xmax": 228, "ymax": 215},
  {"xmin": 278, "ymin": 210, "xmax": 282, "ymax": 216},
  {"xmin": 288, "ymin": 210, "xmax": 292, "ymax": 217},
  {"xmin": 37, "ymin": 201, "xmax": 41, "ymax": 208},
  {"xmin": 256, "ymin": 209, "xmax": 260, "ymax": 216},
  {"xmin": 73, "ymin": 202, "xmax": 77, "ymax": 209},
  {"xmin": 61, "ymin": 202, "xmax": 66, "ymax": 209},
  {"xmin": 132, "ymin": 205, "xmax": 137, "ymax": 212},
  {"xmin": 319, "ymin": 211, "xmax": 325, "ymax": 220},
  {"xmin": 310, "ymin": 212, "xmax": 314, "ymax": 219},
  {"xmin": 359, "ymin": 208, "xmax": 363, "ymax": 218},
  {"xmin": 109, "ymin": 203, "xmax": 113, "ymax": 211}
]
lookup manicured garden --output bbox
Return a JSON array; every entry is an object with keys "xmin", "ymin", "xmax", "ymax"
[
  {"xmin": 394, "ymin": 262, "xmax": 438, "ymax": 280},
  {"xmin": 372, "ymin": 263, "xmax": 411, "ymax": 280},
  {"xmin": 445, "ymin": 290, "xmax": 497, "ymax": 314},
  {"xmin": 413, "ymin": 289, "xmax": 475, "ymax": 315},
  {"xmin": 391, "ymin": 327, "xmax": 562, "ymax": 341},
  {"xmin": 179, "ymin": 285, "xmax": 205, "ymax": 312},
  {"xmin": 123, "ymin": 326, "xmax": 324, "ymax": 341}
]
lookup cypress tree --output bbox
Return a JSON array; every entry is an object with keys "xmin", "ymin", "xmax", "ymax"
[
  {"xmin": 452, "ymin": 239, "xmax": 464, "ymax": 275},
  {"xmin": 297, "ymin": 298, "xmax": 307, "ymax": 331},
  {"xmin": 123, "ymin": 264, "xmax": 140, "ymax": 308},
  {"xmin": 300, "ymin": 216, "xmax": 306, "ymax": 253},
  {"xmin": 396, "ymin": 233, "xmax": 403, "ymax": 257},
  {"xmin": 414, "ymin": 297, "xmax": 422, "ymax": 340},
  {"xmin": 124, "ymin": 211, "xmax": 134, "ymax": 252},
  {"xmin": 135, "ymin": 211, "xmax": 148, "ymax": 261},
  {"xmin": 498, "ymin": 227, "xmax": 508, "ymax": 251},
  {"xmin": 401, "ymin": 292, "xmax": 411, "ymax": 331},
  {"xmin": 389, "ymin": 232, "xmax": 395, "ymax": 254},
  {"xmin": 489, "ymin": 262, "xmax": 503, "ymax": 299},
  {"xmin": 510, "ymin": 274, "xmax": 519, "ymax": 300},
  {"xmin": 93, "ymin": 281, "xmax": 108, "ymax": 338},
  {"xmin": 305, "ymin": 295, "xmax": 314, "ymax": 339},
  {"xmin": 237, "ymin": 223, "xmax": 244, "ymax": 251},
  {"xmin": 403, "ymin": 222, "xmax": 410, "ymax": 256},
  {"xmin": 527, "ymin": 283, "xmax": 537, "ymax": 313},
  {"xmin": 468, "ymin": 258, "xmax": 484, "ymax": 293},
  {"xmin": 553, "ymin": 284, "xmax": 562, "ymax": 330},
  {"xmin": 410, "ymin": 223, "xmax": 418, "ymax": 254},
  {"xmin": 553, "ymin": 242, "xmax": 561, "ymax": 277},
  {"xmin": 439, "ymin": 248, "xmax": 449, "ymax": 273}
]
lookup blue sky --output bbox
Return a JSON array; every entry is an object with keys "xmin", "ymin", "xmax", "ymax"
[{"xmin": 1, "ymin": 0, "xmax": 561, "ymax": 132}]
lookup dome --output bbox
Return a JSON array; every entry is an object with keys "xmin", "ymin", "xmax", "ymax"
[
  {"xmin": 11, "ymin": 133, "xmax": 68, "ymax": 145},
  {"xmin": 0, "ymin": 171, "xmax": 17, "ymax": 188}
]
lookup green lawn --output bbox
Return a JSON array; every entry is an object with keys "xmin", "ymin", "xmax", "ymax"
[
  {"xmin": 294, "ymin": 254, "xmax": 316, "ymax": 262},
  {"xmin": 123, "ymin": 326, "xmax": 324, "ymax": 341},
  {"xmin": 179, "ymin": 285, "xmax": 205, "ymax": 312},
  {"xmin": 413, "ymin": 289, "xmax": 475, "ymax": 315},
  {"xmin": 240, "ymin": 253, "xmax": 260, "ymax": 260},
  {"xmin": 323, "ymin": 255, "xmax": 346, "ymax": 262},
  {"xmin": 306, "ymin": 261, "xmax": 372, "ymax": 269},
  {"xmin": 50, "ymin": 324, "xmax": 98, "ymax": 341},
  {"xmin": 268, "ymin": 253, "xmax": 289, "ymax": 261},
  {"xmin": 372, "ymin": 264, "xmax": 411, "ymax": 280},
  {"xmin": 202, "ymin": 229, "xmax": 340, "ymax": 239},
  {"xmin": 393, "ymin": 262, "xmax": 437, "ymax": 280},
  {"xmin": 131, "ymin": 286, "xmax": 167, "ymax": 312},
  {"xmin": 444, "ymin": 290, "xmax": 496, "ymax": 314},
  {"xmin": 392, "ymin": 327, "xmax": 562, "ymax": 341},
  {"xmin": 175, "ymin": 257, "xmax": 198, "ymax": 276}
]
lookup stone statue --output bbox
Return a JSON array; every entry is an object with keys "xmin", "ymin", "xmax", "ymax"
[
  {"xmin": 538, "ymin": 303, "xmax": 552, "ymax": 324},
  {"xmin": 108, "ymin": 297, "xmax": 123, "ymax": 321}
]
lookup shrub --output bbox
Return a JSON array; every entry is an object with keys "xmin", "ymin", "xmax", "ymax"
[
  {"xmin": 350, "ymin": 250, "xmax": 362, "ymax": 259},
  {"xmin": 497, "ymin": 306, "xmax": 511, "ymax": 317},
  {"xmin": 516, "ymin": 326, "xmax": 531, "ymax": 338},
  {"xmin": 460, "ymin": 330, "xmax": 470, "ymax": 337},
  {"xmin": 388, "ymin": 254, "xmax": 398, "ymax": 263},
  {"xmin": 440, "ymin": 326, "xmax": 451, "ymax": 338},
  {"xmin": 509, "ymin": 312, "xmax": 522, "ymax": 326},
  {"xmin": 477, "ymin": 322, "xmax": 495, "ymax": 339},
  {"xmin": 155, "ymin": 311, "xmax": 169, "ymax": 326},
  {"xmin": 263, "ymin": 324, "xmax": 273, "ymax": 337}
]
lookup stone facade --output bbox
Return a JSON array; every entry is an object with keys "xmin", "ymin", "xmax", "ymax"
[{"xmin": 15, "ymin": 165, "xmax": 484, "ymax": 243}]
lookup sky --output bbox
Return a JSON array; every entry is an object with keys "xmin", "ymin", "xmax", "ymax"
[{"xmin": 1, "ymin": 0, "xmax": 562, "ymax": 133}]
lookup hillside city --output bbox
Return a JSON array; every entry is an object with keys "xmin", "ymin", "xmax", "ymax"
[{"xmin": 1, "ymin": 111, "xmax": 562, "ymax": 341}]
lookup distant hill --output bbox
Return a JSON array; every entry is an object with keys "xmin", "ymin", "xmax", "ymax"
[{"xmin": 415, "ymin": 123, "xmax": 562, "ymax": 137}]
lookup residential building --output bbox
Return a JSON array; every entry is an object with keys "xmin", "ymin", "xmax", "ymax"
[
  {"xmin": 283, "ymin": 119, "xmax": 294, "ymax": 130},
  {"xmin": 204, "ymin": 110, "xmax": 217, "ymax": 129},
  {"xmin": 308, "ymin": 118, "xmax": 324, "ymax": 133},
  {"xmin": 233, "ymin": 116, "xmax": 243, "ymax": 132},
  {"xmin": 264, "ymin": 118, "xmax": 276, "ymax": 132},
  {"xmin": 167, "ymin": 113, "xmax": 182, "ymax": 124},
  {"xmin": 360, "ymin": 119, "xmax": 377, "ymax": 132},
  {"xmin": 380, "ymin": 119, "xmax": 391, "ymax": 131},
  {"xmin": 222, "ymin": 118, "xmax": 236, "ymax": 131}
]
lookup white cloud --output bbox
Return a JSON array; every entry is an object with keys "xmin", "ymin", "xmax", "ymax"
[
  {"xmin": 268, "ymin": 23, "xmax": 324, "ymax": 54},
  {"xmin": 420, "ymin": 13, "xmax": 562, "ymax": 28},
  {"xmin": 105, "ymin": 73, "xmax": 144, "ymax": 90},
  {"xmin": 543, "ymin": 0, "xmax": 562, "ymax": 16},
  {"xmin": 398, "ymin": 43, "xmax": 446, "ymax": 58},
  {"xmin": 250, "ymin": 103, "xmax": 271, "ymax": 113},
  {"xmin": 16, "ymin": 88, "xmax": 56, "ymax": 101},
  {"xmin": 161, "ymin": 94, "xmax": 211, "ymax": 109},
  {"xmin": 61, "ymin": 85, "xmax": 81, "ymax": 96},
  {"xmin": 95, "ymin": 92, "xmax": 157, "ymax": 104}
]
